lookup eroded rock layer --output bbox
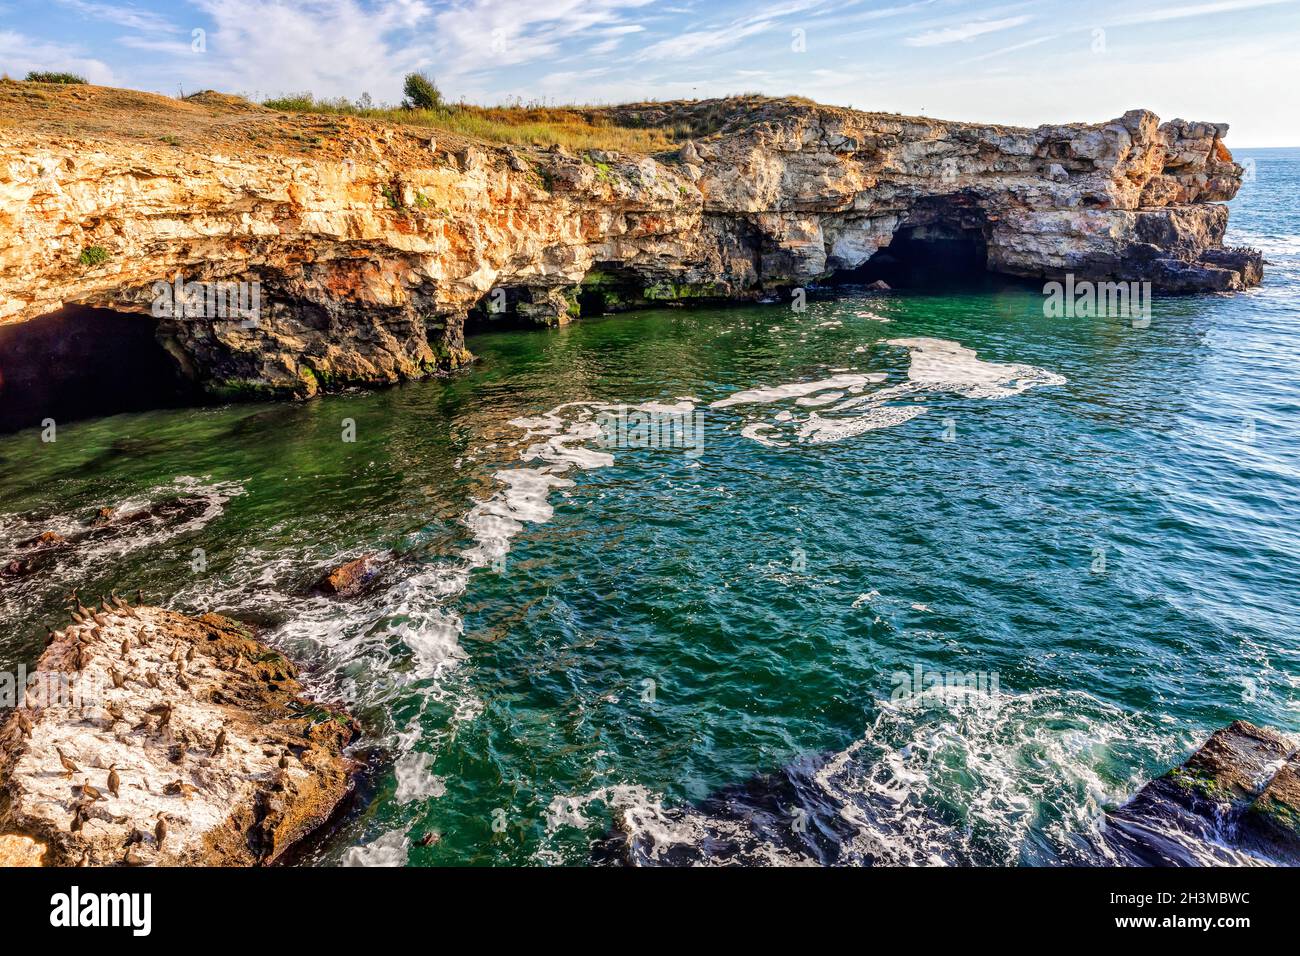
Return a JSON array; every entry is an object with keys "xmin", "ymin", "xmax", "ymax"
[
  {"xmin": 0, "ymin": 603, "xmax": 357, "ymax": 866},
  {"xmin": 0, "ymin": 84, "xmax": 1262, "ymax": 399}
]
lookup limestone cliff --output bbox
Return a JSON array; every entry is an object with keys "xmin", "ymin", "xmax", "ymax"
[{"xmin": 0, "ymin": 84, "xmax": 1262, "ymax": 399}]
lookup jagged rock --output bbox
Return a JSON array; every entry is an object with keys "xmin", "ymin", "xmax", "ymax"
[
  {"xmin": 1108, "ymin": 721, "xmax": 1300, "ymax": 865},
  {"xmin": 0, "ymin": 606, "xmax": 358, "ymax": 866},
  {"xmin": 0, "ymin": 86, "xmax": 1261, "ymax": 400},
  {"xmin": 1242, "ymin": 749, "xmax": 1300, "ymax": 864},
  {"xmin": 866, "ymin": 280, "xmax": 891, "ymax": 291}
]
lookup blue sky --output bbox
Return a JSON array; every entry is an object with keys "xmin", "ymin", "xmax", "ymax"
[{"xmin": 2, "ymin": 0, "xmax": 1298, "ymax": 144}]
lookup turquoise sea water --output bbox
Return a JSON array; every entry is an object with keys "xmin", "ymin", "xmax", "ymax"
[{"xmin": 1, "ymin": 149, "xmax": 1297, "ymax": 865}]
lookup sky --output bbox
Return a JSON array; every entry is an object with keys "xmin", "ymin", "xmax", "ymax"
[{"xmin": 2, "ymin": 0, "xmax": 1298, "ymax": 145}]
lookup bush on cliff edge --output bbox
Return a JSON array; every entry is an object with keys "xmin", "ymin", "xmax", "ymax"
[{"xmin": 25, "ymin": 71, "xmax": 87, "ymax": 84}]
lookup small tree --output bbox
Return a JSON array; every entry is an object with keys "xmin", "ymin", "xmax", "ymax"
[{"xmin": 402, "ymin": 72, "xmax": 441, "ymax": 110}]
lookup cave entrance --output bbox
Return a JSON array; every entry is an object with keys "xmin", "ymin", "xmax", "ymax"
[
  {"xmin": 0, "ymin": 305, "xmax": 199, "ymax": 434},
  {"xmin": 576, "ymin": 264, "xmax": 647, "ymax": 317},
  {"xmin": 834, "ymin": 194, "xmax": 992, "ymax": 289}
]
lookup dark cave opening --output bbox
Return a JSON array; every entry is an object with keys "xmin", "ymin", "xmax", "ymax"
[
  {"xmin": 574, "ymin": 264, "xmax": 648, "ymax": 317},
  {"xmin": 0, "ymin": 305, "xmax": 199, "ymax": 434},
  {"xmin": 831, "ymin": 195, "xmax": 992, "ymax": 289}
]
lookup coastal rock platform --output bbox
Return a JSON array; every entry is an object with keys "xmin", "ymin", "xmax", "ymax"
[{"xmin": 0, "ymin": 602, "xmax": 357, "ymax": 866}]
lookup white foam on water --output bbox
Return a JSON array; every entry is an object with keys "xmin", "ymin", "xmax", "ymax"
[
  {"xmin": 716, "ymin": 337, "xmax": 1065, "ymax": 448},
  {"xmin": 886, "ymin": 336, "xmax": 1068, "ymax": 399},
  {"xmin": 710, "ymin": 374, "xmax": 881, "ymax": 409},
  {"xmin": 794, "ymin": 390, "xmax": 845, "ymax": 407},
  {"xmin": 740, "ymin": 423, "xmax": 788, "ymax": 448},
  {"xmin": 797, "ymin": 405, "xmax": 926, "ymax": 444},
  {"xmin": 394, "ymin": 750, "xmax": 448, "ymax": 804},
  {"xmin": 340, "ymin": 827, "xmax": 409, "ymax": 867}
]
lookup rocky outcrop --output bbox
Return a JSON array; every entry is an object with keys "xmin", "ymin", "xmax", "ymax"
[
  {"xmin": 0, "ymin": 602, "xmax": 358, "ymax": 866},
  {"xmin": 0, "ymin": 84, "xmax": 1261, "ymax": 400},
  {"xmin": 1108, "ymin": 721, "xmax": 1300, "ymax": 866}
]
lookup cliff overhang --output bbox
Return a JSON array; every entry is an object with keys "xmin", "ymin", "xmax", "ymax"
[{"xmin": 0, "ymin": 84, "xmax": 1263, "ymax": 403}]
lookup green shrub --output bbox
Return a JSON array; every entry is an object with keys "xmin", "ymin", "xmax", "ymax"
[
  {"xmin": 78, "ymin": 246, "xmax": 109, "ymax": 267},
  {"xmin": 26, "ymin": 71, "xmax": 87, "ymax": 84},
  {"xmin": 402, "ymin": 72, "xmax": 441, "ymax": 110},
  {"xmin": 262, "ymin": 92, "xmax": 317, "ymax": 112}
]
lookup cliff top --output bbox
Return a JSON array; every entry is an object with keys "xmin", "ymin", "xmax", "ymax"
[{"xmin": 2, "ymin": 79, "xmax": 1079, "ymax": 162}]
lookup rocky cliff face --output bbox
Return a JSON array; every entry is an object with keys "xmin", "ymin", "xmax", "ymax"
[{"xmin": 0, "ymin": 84, "xmax": 1262, "ymax": 399}]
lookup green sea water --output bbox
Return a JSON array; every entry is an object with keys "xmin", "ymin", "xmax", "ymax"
[{"xmin": 1, "ymin": 149, "xmax": 1297, "ymax": 865}]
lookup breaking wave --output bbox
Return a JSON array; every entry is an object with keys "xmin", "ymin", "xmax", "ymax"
[{"xmin": 543, "ymin": 689, "xmax": 1191, "ymax": 867}]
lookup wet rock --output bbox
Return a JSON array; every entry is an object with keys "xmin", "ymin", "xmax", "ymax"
[
  {"xmin": 2, "ymin": 553, "xmax": 57, "ymax": 579},
  {"xmin": 1107, "ymin": 721, "xmax": 1300, "ymax": 865},
  {"xmin": 1241, "ymin": 751, "xmax": 1300, "ymax": 864},
  {"xmin": 310, "ymin": 552, "xmax": 387, "ymax": 599},
  {"xmin": 17, "ymin": 531, "xmax": 65, "ymax": 549},
  {"xmin": 0, "ymin": 606, "xmax": 358, "ymax": 866},
  {"xmin": 866, "ymin": 280, "xmax": 891, "ymax": 291}
]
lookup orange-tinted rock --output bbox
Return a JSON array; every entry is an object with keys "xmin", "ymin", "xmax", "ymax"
[{"xmin": 311, "ymin": 553, "xmax": 385, "ymax": 598}]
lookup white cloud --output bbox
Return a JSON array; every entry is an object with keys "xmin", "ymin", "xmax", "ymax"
[
  {"xmin": 0, "ymin": 29, "xmax": 116, "ymax": 83},
  {"xmin": 54, "ymin": 0, "xmax": 181, "ymax": 34},
  {"xmin": 169, "ymin": 0, "xmax": 436, "ymax": 100},
  {"xmin": 957, "ymin": 32, "xmax": 1058, "ymax": 65},
  {"xmin": 635, "ymin": 18, "xmax": 773, "ymax": 60},
  {"xmin": 1109, "ymin": 0, "xmax": 1296, "ymax": 26},
  {"xmin": 904, "ymin": 15, "xmax": 1031, "ymax": 47}
]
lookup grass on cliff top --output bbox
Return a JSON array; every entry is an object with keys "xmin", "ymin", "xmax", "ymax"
[{"xmin": 261, "ymin": 92, "xmax": 694, "ymax": 154}]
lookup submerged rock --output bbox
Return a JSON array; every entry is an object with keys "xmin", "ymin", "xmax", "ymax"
[
  {"xmin": 0, "ymin": 605, "xmax": 358, "ymax": 866},
  {"xmin": 0, "ymin": 495, "xmax": 211, "ymax": 583},
  {"xmin": 1107, "ymin": 720, "xmax": 1300, "ymax": 865}
]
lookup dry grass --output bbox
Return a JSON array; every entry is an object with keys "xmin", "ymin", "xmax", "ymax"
[{"xmin": 260, "ymin": 93, "xmax": 693, "ymax": 154}]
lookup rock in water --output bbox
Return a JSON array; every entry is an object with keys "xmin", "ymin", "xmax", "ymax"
[
  {"xmin": 309, "ymin": 553, "xmax": 387, "ymax": 599},
  {"xmin": 1108, "ymin": 721, "xmax": 1300, "ymax": 865},
  {"xmin": 0, "ymin": 607, "xmax": 358, "ymax": 866}
]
